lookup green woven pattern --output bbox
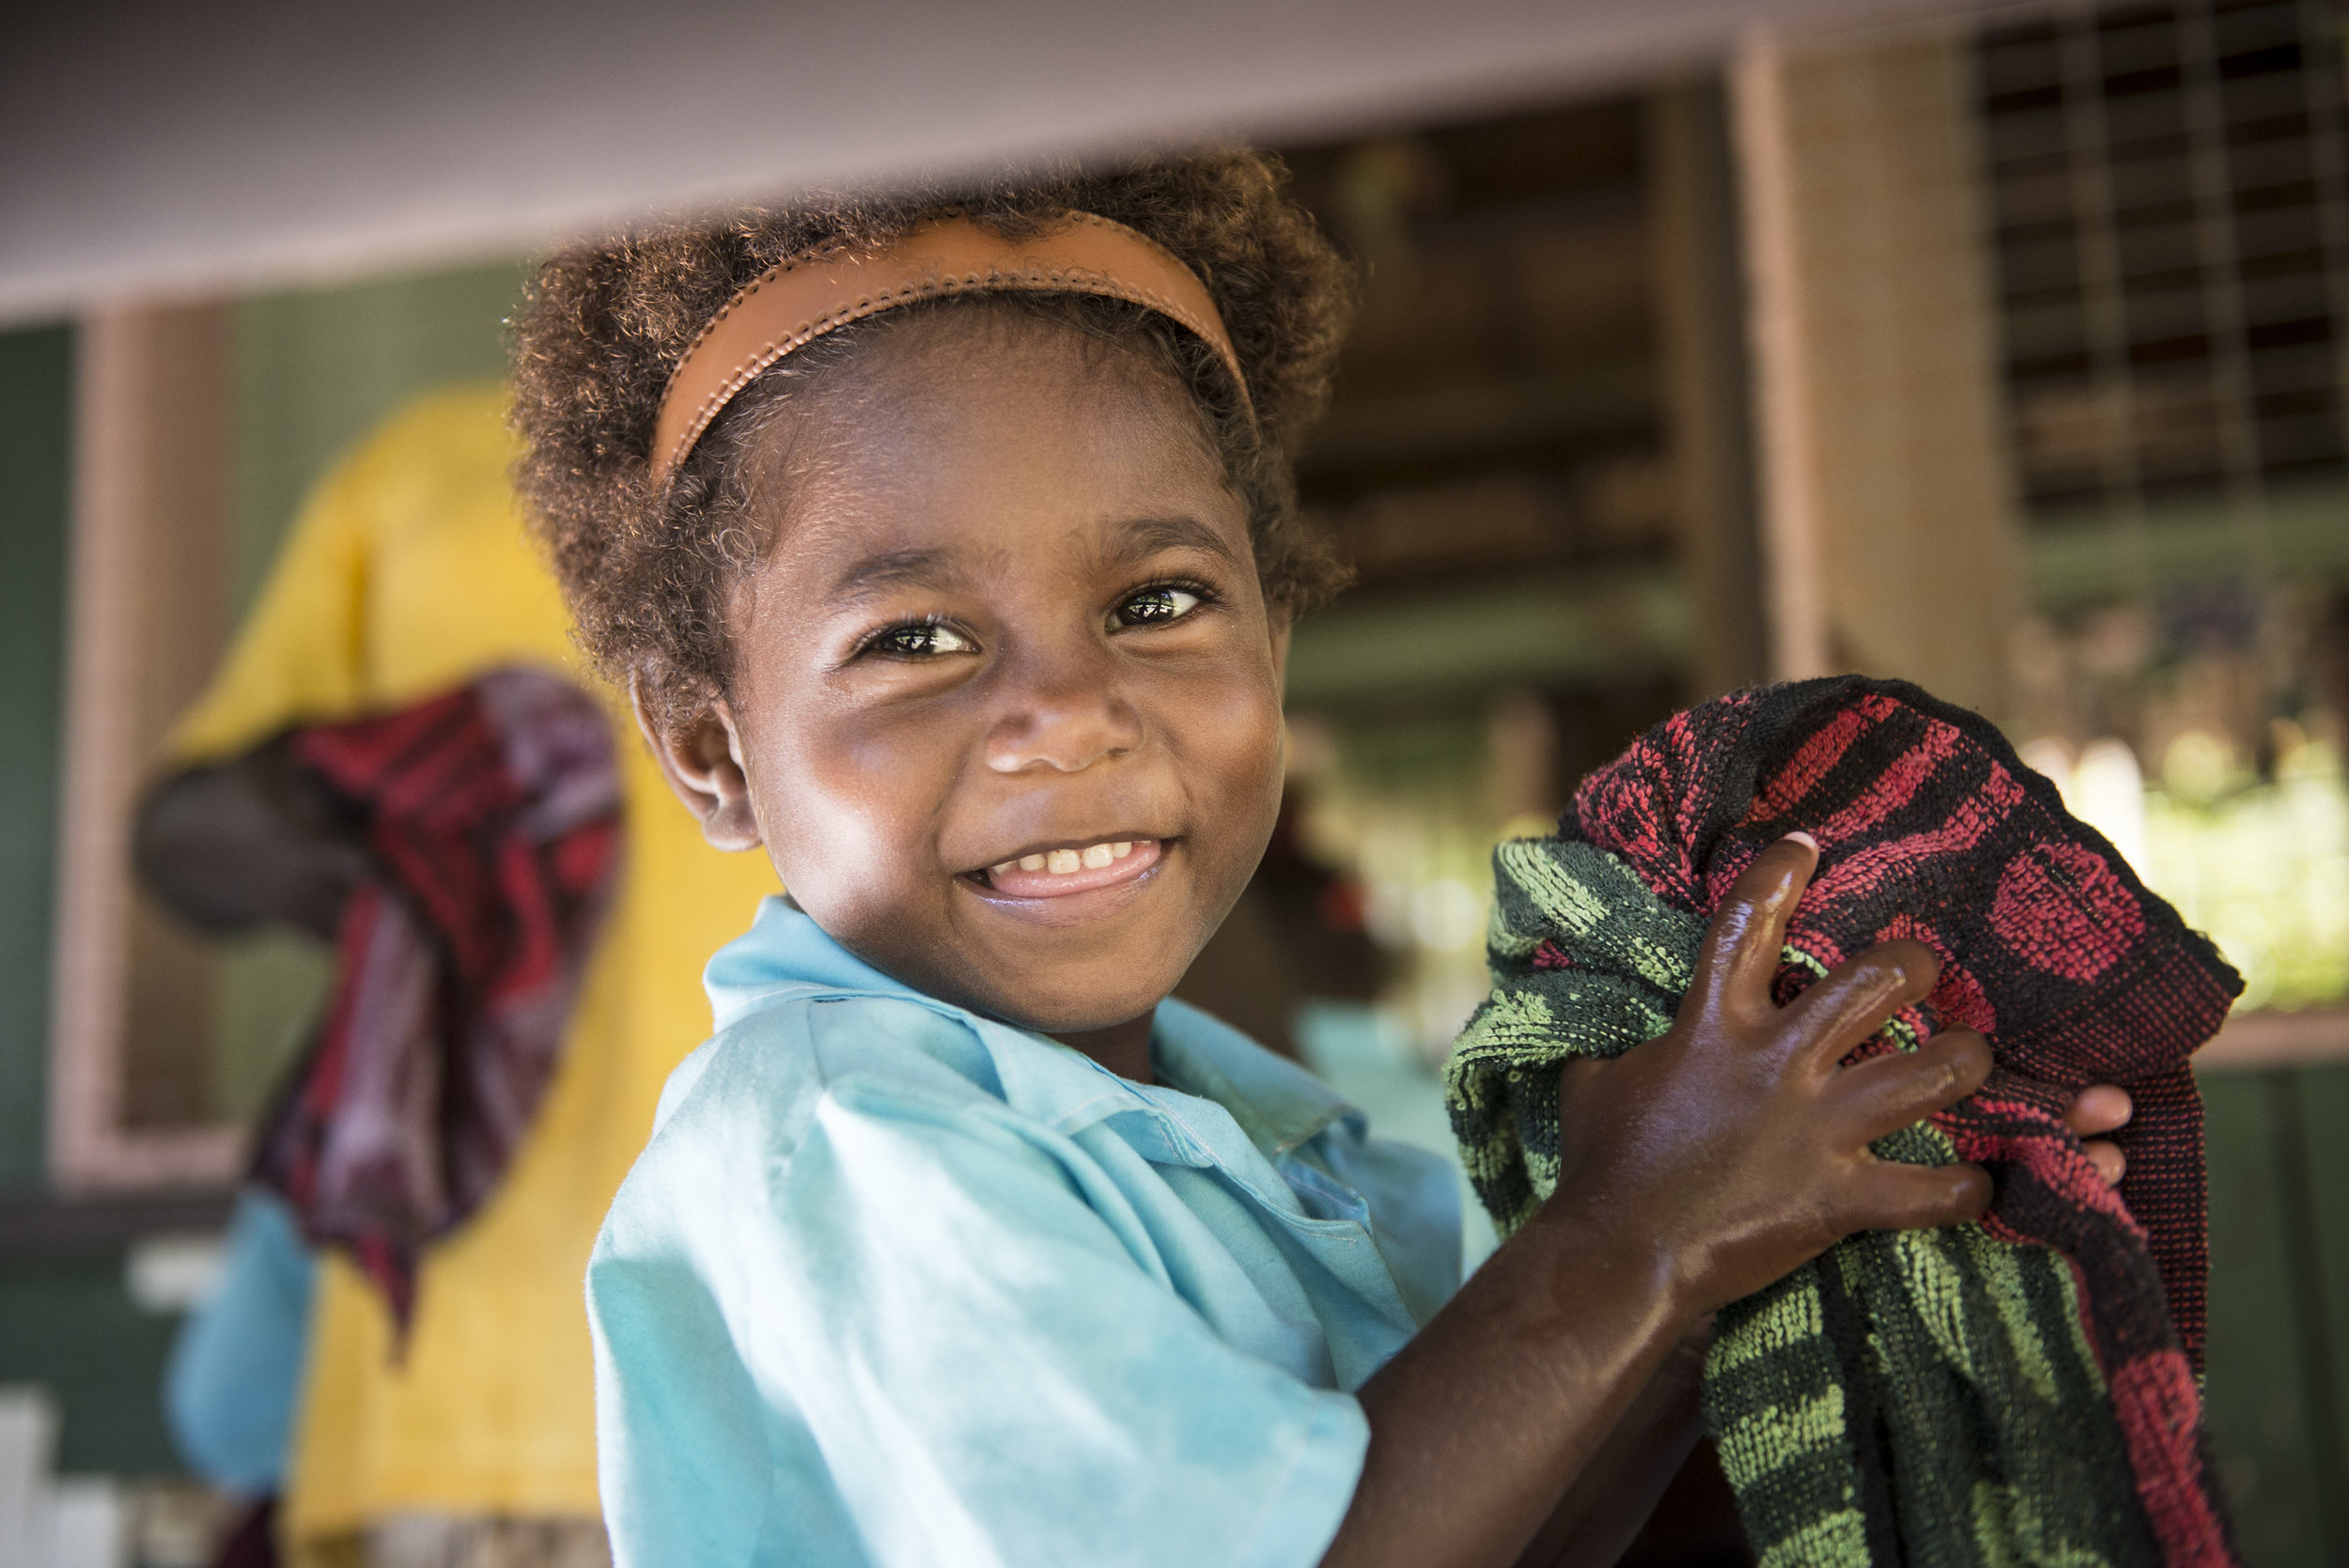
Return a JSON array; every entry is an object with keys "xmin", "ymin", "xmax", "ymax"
[{"xmin": 1444, "ymin": 840, "xmax": 2157, "ymax": 1567}]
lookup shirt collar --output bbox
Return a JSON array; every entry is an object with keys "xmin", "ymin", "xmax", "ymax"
[
  {"xmin": 1150, "ymin": 1004, "xmax": 1357, "ymax": 1158},
  {"xmin": 705, "ymin": 896, "xmax": 1354, "ymax": 1164}
]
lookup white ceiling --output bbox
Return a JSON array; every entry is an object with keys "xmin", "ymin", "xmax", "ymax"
[{"xmin": 1, "ymin": 0, "xmax": 1987, "ymax": 322}]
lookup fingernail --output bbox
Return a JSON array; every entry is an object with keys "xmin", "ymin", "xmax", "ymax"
[{"xmin": 1783, "ymin": 831, "xmax": 1819, "ymax": 852}]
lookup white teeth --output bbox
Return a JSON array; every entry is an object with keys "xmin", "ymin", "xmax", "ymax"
[{"xmin": 992, "ymin": 841, "xmax": 1146, "ymax": 880}]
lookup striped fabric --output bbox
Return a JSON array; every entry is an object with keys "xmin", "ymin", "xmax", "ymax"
[
  {"xmin": 1445, "ymin": 676, "xmax": 2240, "ymax": 1567},
  {"xmin": 255, "ymin": 668, "xmax": 623, "ymax": 1334}
]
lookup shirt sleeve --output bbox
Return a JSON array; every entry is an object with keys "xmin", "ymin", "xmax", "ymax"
[
  {"xmin": 168, "ymin": 448, "xmax": 372, "ymax": 765},
  {"xmin": 593, "ymin": 1065, "xmax": 1370, "ymax": 1568},
  {"xmin": 163, "ymin": 1188, "xmax": 315, "ymax": 1494}
]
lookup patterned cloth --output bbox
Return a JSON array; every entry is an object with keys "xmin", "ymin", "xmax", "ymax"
[
  {"xmin": 256, "ymin": 668, "xmax": 622, "ymax": 1333},
  {"xmin": 1445, "ymin": 676, "xmax": 2241, "ymax": 1568}
]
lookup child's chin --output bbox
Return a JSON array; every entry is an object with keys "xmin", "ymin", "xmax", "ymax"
[{"xmin": 982, "ymin": 974, "xmax": 1176, "ymax": 1036}]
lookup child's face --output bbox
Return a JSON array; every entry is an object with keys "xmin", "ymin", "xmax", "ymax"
[{"xmin": 656, "ymin": 315, "xmax": 1288, "ymax": 1040}]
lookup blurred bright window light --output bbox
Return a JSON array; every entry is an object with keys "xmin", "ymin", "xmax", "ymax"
[
  {"xmin": 124, "ymin": 1234, "xmax": 226, "ymax": 1315},
  {"xmin": 2022, "ymin": 724, "xmax": 2349, "ymax": 1014}
]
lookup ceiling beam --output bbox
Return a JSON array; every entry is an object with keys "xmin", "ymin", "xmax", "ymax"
[{"xmin": 2, "ymin": 0, "xmax": 1990, "ymax": 322}]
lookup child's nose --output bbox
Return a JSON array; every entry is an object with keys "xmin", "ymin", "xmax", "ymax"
[{"xmin": 983, "ymin": 666, "xmax": 1144, "ymax": 775}]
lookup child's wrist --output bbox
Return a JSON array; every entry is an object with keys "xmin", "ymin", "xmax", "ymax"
[{"xmin": 1518, "ymin": 1193, "xmax": 1708, "ymax": 1337}]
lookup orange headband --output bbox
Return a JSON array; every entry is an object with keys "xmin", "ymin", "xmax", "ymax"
[{"xmin": 648, "ymin": 212, "xmax": 1251, "ymax": 487}]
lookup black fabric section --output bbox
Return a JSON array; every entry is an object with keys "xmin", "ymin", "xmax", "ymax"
[{"xmin": 1819, "ymin": 1255, "xmax": 1906, "ymax": 1568}]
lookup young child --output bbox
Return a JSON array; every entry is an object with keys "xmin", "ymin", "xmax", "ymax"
[{"xmin": 509, "ymin": 152, "xmax": 2133, "ymax": 1568}]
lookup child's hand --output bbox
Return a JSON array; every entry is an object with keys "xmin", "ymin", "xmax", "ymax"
[
  {"xmin": 1542, "ymin": 833, "xmax": 1995, "ymax": 1317},
  {"xmin": 1331, "ymin": 835, "xmax": 2143, "ymax": 1568}
]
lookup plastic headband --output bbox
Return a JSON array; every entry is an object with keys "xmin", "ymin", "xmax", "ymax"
[{"xmin": 647, "ymin": 211, "xmax": 1252, "ymax": 487}]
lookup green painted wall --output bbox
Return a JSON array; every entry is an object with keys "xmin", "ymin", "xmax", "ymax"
[
  {"xmin": 0, "ymin": 326, "xmax": 182, "ymax": 1481},
  {"xmin": 0, "ymin": 1256, "xmax": 180, "ymax": 1475},
  {"xmin": 2203, "ymin": 1064, "xmax": 2349, "ymax": 1567},
  {"xmin": 231, "ymin": 259, "xmax": 524, "ymax": 613},
  {"xmin": 0, "ymin": 326, "xmax": 71, "ymax": 1198}
]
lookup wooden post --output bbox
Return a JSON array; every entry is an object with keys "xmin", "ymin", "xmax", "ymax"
[
  {"xmin": 1652, "ymin": 77, "xmax": 1768, "ymax": 700},
  {"xmin": 1730, "ymin": 26, "xmax": 2027, "ymax": 719},
  {"xmin": 48, "ymin": 303, "xmax": 241, "ymax": 1192},
  {"xmin": 1732, "ymin": 29, "xmax": 1832, "ymax": 685}
]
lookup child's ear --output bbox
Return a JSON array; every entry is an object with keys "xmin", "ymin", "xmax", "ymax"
[
  {"xmin": 631, "ymin": 675, "xmax": 763, "ymax": 853},
  {"xmin": 1268, "ymin": 613, "xmax": 1292, "ymax": 692}
]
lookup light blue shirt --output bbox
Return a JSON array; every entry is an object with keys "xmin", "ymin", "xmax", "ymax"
[{"xmin": 588, "ymin": 897, "xmax": 1461, "ymax": 1568}]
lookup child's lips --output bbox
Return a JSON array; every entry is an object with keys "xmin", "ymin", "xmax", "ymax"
[{"xmin": 975, "ymin": 837, "xmax": 1162, "ymax": 899}]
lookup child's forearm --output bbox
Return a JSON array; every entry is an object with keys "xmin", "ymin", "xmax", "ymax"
[
  {"xmin": 1318, "ymin": 1206, "xmax": 1702, "ymax": 1568},
  {"xmin": 1508, "ymin": 1321, "xmax": 1710, "ymax": 1568}
]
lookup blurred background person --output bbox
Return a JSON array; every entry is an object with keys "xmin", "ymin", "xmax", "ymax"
[{"xmin": 132, "ymin": 384, "xmax": 782, "ymax": 1566}]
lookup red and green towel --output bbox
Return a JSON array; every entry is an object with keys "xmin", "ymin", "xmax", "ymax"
[{"xmin": 1446, "ymin": 675, "xmax": 2241, "ymax": 1567}]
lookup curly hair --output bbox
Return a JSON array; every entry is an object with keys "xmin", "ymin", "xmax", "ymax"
[{"xmin": 508, "ymin": 150, "xmax": 1355, "ymax": 737}]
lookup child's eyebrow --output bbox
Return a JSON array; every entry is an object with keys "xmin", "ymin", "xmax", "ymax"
[
  {"xmin": 828, "ymin": 547, "xmax": 965, "ymax": 604},
  {"xmin": 1105, "ymin": 516, "xmax": 1244, "ymax": 570},
  {"xmin": 826, "ymin": 519, "xmax": 1238, "ymax": 606}
]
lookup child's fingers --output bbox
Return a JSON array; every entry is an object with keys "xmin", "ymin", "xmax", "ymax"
[
  {"xmin": 1779, "ymin": 938, "xmax": 1941, "ymax": 1071},
  {"xmin": 1828, "ymin": 1028, "xmax": 1992, "ymax": 1143},
  {"xmin": 2084, "ymin": 1140, "xmax": 2126, "ymax": 1186},
  {"xmin": 2064, "ymin": 1084, "xmax": 2132, "ymax": 1138},
  {"xmin": 1688, "ymin": 833, "xmax": 1819, "ymax": 1022},
  {"xmin": 1843, "ymin": 1157, "xmax": 1994, "ymax": 1234}
]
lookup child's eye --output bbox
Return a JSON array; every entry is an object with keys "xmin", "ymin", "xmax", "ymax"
[
  {"xmin": 866, "ymin": 620, "xmax": 977, "ymax": 659},
  {"xmin": 1112, "ymin": 585, "xmax": 1203, "ymax": 629}
]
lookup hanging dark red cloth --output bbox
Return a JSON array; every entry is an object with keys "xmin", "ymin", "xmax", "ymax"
[{"xmin": 254, "ymin": 668, "xmax": 622, "ymax": 1334}]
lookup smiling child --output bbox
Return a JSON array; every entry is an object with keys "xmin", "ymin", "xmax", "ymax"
[{"xmin": 509, "ymin": 152, "xmax": 2133, "ymax": 1568}]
